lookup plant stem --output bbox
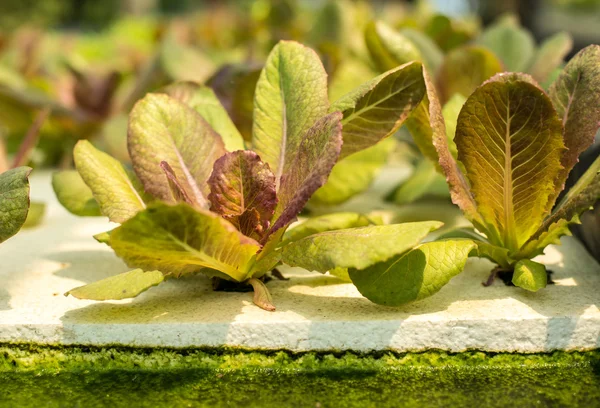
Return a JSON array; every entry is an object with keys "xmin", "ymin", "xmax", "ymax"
[
  {"xmin": 12, "ymin": 107, "xmax": 50, "ymax": 168},
  {"xmin": 248, "ymin": 278, "xmax": 276, "ymax": 311}
]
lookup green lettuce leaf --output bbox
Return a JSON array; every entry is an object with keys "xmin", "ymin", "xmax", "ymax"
[
  {"xmin": 270, "ymin": 112, "xmax": 343, "ymax": 234},
  {"xmin": 477, "ymin": 15, "xmax": 535, "ymax": 72},
  {"xmin": 128, "ymin": 93, "xmax": 225, "ymax": 208},
  {"xmin": 437, "ymin": 46, "xmax": 503, "ymax": 103},
  {"xmin": 252, "ymin": 41, "xmax": 329, "ymax": 183},
  {"xmin": 208, "ymin": 150, "xmax": 277, "ymax": 239},
  {"xmin": 52, "ymin": 170, "xmax": 101, "ymax": 217},
  {"xmin": 107, "ymin": 203, "xmax": 261, "ymax": 282},
  {"xmin": 365, "ymin": 21, "xmax": 422, "ymax": 72},
  {"xmin": 512, "ymin": 259, "xmax": 547, "ymax": 292},
  {"xmin": 281, "ymin": 221, "xmax": 442, "ymax": 272},
  {"xmin": 160, "ymin": 81, "xmax": 245, "ymax": 152},
  {"xmin": 349, "ymin": 240, "xmax": 475, "ymax": 306},
  {"xmin": 283, "ymin": 212, "xmax": 376, "ymax": 244},
  {"xmin": 332, "ymin": 61, "xmax": 425, "ymax": 158},
  {"xmin": 455, "ymin": 73, "xmax": 564, "ymax": 250},
  {"xmin": 549, "ymin": 45, "xmax": 600, "ymax": 200},
  {"xmin": 528, "ymin": 32, "xmax": 573, "ymax": 84},
  {"xmin": 73, "ymin": 141, "xmax": 146, "ymax": 223},
  {"xmin": 0, "ymin": 167, "xmax": 31, "ymax": 243},
  {"xmin": 310, "ymin": 138, "xmax": 395, "ymax": 206},
  {"xmin": 66, "ymin": 269, "xmax": 165, "ymax": 300}
]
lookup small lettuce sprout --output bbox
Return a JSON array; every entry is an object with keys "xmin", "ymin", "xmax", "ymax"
[
  {"xmin": 55, "ymin": 41, "xmax": 461, "ymax": 309},
  {"xmin": 411, "ymin": 45, "xmax": 600, "ymax": 292}
]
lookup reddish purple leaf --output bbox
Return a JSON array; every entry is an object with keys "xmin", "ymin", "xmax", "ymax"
[
  {"xmin": 269, "ymin": 112, "xmax": 343, "ymax": 236},
  {"xmin": 208, "ymin": 150, "xmax": 277, "ymax": 237}
]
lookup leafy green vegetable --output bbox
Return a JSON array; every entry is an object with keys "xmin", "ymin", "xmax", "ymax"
[
  {"xmin": 456, "ymin": 73, "xmax": 564, "ymax": 250},
  {"xmin": 66, "ymin": 269, "xmax": 165, "ymax": 300},
  {"xmin": 410, "ymin": 46, "xmax": 600, "ymax": 292},
  {"xmin": 56, "ymin": 40, "xmax": 443, "ymax": 309},
  {"xmin": 349, "ymin": 240, "xmax": 475, "ymax": 306},
  {"xmin": 0, "ymin": 166, "xmax": 31, "ymax": 243}
]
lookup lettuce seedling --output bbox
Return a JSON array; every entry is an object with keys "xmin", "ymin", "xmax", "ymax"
[
  {"xmin": 411, "ymin": 45, "xmax": 600, "ymax": 292},
  {"xmin": 54, "ymin": 40, "xmax": 465, "ymax": 309}
]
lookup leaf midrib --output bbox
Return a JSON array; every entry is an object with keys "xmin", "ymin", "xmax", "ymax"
[{"xmin": 503, "ymin": 99, "xmax": 517, "ymax": 249}]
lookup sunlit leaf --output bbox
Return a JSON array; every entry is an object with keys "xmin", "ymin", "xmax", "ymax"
[
  {"xmin": 66, "ymin": 269, "xmax": 165, "ymax": 300},
  {"xmin": 332, "ymin": 61, "xmax": 425, "ymax": 158},
  {"xmin": 73, "ymin": 140, "xmax": 146, "ymax": 223},
  {"xmin": 108, "ymin": 203, "xmax": 261, "ymax": 282},
  {"xmin": 281, "ymin": 221, "xmax": 442, "ymax": 272},
  {"xmin": 349, "ymin": 240, "xmax": 475, "ymax": 306},
  {"xmin": 455, "ymin": 73, "xmax": 564, "ymax": 250},
  {"xmin": 128, "ymin": 93, "xmax": 225, "ymax": 208},
  {"xmin": 252, "ymin": 41, "xmax": 329, "ymax": 182},
  {"xmin": 512, "ymin": 259, "xmax": 547, "ymax": 292}
]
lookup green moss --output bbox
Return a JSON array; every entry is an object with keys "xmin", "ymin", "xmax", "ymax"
[{"xmin": 1, "ymin": 344, "xmax": 599, "ymax": 407}]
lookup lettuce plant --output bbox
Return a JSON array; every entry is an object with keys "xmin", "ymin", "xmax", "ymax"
[
  {"xmin": 411, "ymin": 45, "xmax": 600, "ymax": 292},
  {"xmin": 53, "ymin": 40, "xmax": 470, "ymax": 309}
]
